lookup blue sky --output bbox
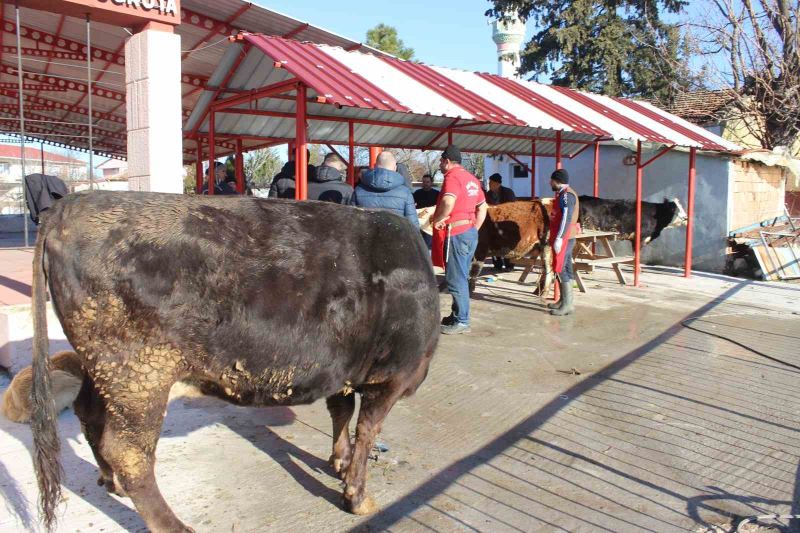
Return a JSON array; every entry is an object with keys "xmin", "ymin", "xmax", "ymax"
[{"xmin": 257, "ymin": 0, "xmax": 526, "ymax": 73}]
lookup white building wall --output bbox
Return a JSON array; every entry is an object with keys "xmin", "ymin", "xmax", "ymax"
[{"xmin": 485, "ymin": 144, "xmax": 733, "ymax": 273}]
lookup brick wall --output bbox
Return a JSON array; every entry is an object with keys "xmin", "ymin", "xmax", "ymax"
[{"xmin": 730, "ymin": 160, "xmax": 785, "ymax": 231}]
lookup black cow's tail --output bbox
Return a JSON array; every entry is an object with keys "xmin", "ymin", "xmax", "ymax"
[{"xmin": 30, "ymin": 228, "xmax": 62, "ymax": 531}]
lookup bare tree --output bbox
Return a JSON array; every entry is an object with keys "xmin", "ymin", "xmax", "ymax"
[
  {"xmin": 244, "ymin": 147, "xmax": 282, "ymax": 190},
  {"xmin": 692, "ymin": 0, "xmax": 799, "ymax": 150}
]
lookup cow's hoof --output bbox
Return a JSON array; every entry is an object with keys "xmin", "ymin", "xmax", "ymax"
[{"xmin": 348, "ymin": 495, "xmax": 379, "ymax": 516}]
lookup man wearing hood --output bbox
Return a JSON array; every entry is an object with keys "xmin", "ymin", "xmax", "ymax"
[
  {"xmin": 351, "ymin": 152, "xmax": 419, "ymax": 227},
  {"xmin": 268, "ymin": 149, "xmax": 317, "ymax": 199},
  {"xmin": 308, "ymin": 152, "xmax": 353, "ymax": 204}
]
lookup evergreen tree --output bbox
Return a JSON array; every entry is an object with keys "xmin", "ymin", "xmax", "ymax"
[
  {"xmin": 486, "ymin": 1, "xmax": 694, "ymax": 103},
  {"xmin": 366, "ymin": 24, "xmax": 415, "ymax": 60}
]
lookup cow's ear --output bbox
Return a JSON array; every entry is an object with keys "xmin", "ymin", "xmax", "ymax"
[{"xmin": 663, "ymin": 197, "xmax": 670, "ymax": 203}]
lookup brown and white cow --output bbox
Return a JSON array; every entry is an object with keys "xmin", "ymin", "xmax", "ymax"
[
  {"xmin": 29, "ymin": 191, "xmax": 440, "ymax": 532},
  {"xmin": 469, "ymin": 200, "xmax": 552, "ymax": 294}
]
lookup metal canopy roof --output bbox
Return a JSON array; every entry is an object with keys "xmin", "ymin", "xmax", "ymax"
[
  {"xmin": 184, "ymin": 33, "xmax": 742, "ymax": 161},
  {"xmin": 0, "ymin": 1, "xmax": 385, "ymax": 160}
]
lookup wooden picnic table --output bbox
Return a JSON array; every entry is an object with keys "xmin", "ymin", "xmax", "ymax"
[{"xmin": 517, "ymin": 229, "xmax": 633, "ymax": 293}]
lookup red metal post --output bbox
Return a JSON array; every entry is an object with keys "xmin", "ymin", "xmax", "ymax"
[
  {"xmin": 684, "ymin": 147, "xmax": 697, "ymax": 278},
  {"xmin": 593, "ymin": 140, "xmax": 600, "ymax": 197},
  {"xmin": 555, "ymin": 131, "xmax": 563, "ymax": 169},
  {"xmin": 195, "ymin": 138, "xmax": 203, "ymax": 194},
  {"xmin": 208, "ymin": 112, "xmax": 216, "ymax": 195},
  {"xmin": 530, "ymin": 139, "xmax": 536, "ymax": 198},
  {"xmin": 634, "ymin": 141, "xmax": 643, "ymax": 287},
  {"xmin": 448, "ymin": 130, "xmax": 453, "ymax": 145},
  {"xmin": 369, "ymin": 147, "xmax": 382, "ymax": 168},
  {"xmin": 347, "ymin": 121, "xmax": 355, "ymax": 186},
  {"xmin": 235, "ymin": 138, "xmax": 245, "ymax": 194},
  {"xmin": 295, "ymin": 84, "xmax": 308, "ymax": 200}
]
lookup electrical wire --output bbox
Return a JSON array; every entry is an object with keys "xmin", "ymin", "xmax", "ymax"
[
  {"xmin": 181, "ymin": 37, "xmax": 230, "ymax": 55},
  {"xmin": 20, "ymin": 56, "xmax": 125, "ymax": 77}
]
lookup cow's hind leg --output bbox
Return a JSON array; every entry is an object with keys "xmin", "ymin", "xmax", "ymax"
[
  {"xmin": 342, "ymin": 381, "xmax": 406, "ymax": 515},
  {"xmin": 326, "ymin": 392, "xmax": 355, "ymax": 477},
  {"xmin": 73, "ymin": 377, "xmax": 125, "ymax": 496},
  {"xmin": 99, "ymin": 384, "xmax": 191, "ymax": 532}
]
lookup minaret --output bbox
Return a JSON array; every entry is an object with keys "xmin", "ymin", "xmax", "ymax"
[{"xmin": 491, "ymin": 13, "xmax": 526, "ymax": 79}]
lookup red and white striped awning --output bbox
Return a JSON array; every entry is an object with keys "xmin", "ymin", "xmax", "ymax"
[{"xmin": 185, "ymin": 34, "xmax": 741, "ymax": 158}]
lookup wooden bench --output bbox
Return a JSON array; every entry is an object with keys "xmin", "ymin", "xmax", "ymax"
[{"xmin": 518, "ymin": 230, "xmax": 631, "ymax": 293}]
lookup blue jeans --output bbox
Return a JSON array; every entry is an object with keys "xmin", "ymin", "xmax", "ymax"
[
  {"xmin": 560, "ymin": 238, "xmax": 576, "ymax": 282},
  {"xmin": 446, "ymin": 227, "xmax": 479, "ymax": 325}
]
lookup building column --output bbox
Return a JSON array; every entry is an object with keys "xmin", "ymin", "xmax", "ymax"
[{"xmin": 125, "ymin": 24, "xmax": 183, "ymax": 194}]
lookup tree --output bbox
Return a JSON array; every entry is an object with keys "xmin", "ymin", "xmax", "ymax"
[
  {"xmin": 691, "ymin": 0, "xmax": 800, "ymax": 151},
  {"xmin": 244, "ymin": 147, "xmax": 283, "ymax": 190},
  {"xmin": 183, "ymin": 164, "xmax": 197, "ymax": 195},
  {"xmin": 366, "ymin": 24, "xmax": 415, "ymax": 60},
  {"xmin": 486, "ymin": 1, "xmax": 694, "ymax": 102}
]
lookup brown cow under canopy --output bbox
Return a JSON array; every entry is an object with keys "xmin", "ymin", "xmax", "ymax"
[{"xmin": 469, "ymin": 200, "xmax": 552, "ymax": 294}]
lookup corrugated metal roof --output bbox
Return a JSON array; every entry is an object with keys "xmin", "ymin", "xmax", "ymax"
[
  {"xmin": 191, "ymin": 34, "xmax": 740, "ymax": 159},
  {"xmin": 243, "ymin": 35, "xmax": 409, "ymax": 112},
  {"xmin": 0, "ymin": 0, "xmax": 385, "ymax": 160}
]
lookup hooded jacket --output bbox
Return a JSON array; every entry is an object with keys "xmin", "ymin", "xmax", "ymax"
[
  {"xmin": 307, "ymin": 165, "xmax": 353, "ymax": 204},
  {"xmin": 268, "ymin": 161, "xmax": 296, "ymax": 199},
  {"xmin": 351, "ymin": 167, "xmax": 419, "ymax": 227},
  {"xmin": 268, "ymin": 161, "xmax": 317, "ymax": 199}
]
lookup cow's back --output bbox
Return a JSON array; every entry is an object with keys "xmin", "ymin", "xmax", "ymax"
[{"xmin": 41, "ymin": 191, "xmax": 439, "ymax": 405}]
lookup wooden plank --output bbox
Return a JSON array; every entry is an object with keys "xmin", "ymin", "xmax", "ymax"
[{"xmin": 576, "ymin": 256, "xmax": 634, "ymax": 266}]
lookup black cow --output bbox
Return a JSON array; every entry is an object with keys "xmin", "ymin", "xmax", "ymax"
[
  {"xmin": 29, "ymin": 191, "xmax": 439, "ymax": 532},
  {"xmin": 578, "ymin": 196, "xmax": 688, "ymax": 244}
]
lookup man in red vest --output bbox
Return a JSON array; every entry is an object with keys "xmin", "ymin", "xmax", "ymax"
[
  {"xmin": 431, "ymin": 145, "xmax": 488, "ymax": 334},
  {"xmin": 548, "ymin": 169, "xmax": 580, "ymax": 316}
]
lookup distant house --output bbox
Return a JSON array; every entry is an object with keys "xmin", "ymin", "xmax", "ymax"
[
  {"xmin": 96, "ymin": 158, "xmax": 128, "ymax": 180},
  {"xmin": 657, "ymin": 90, "xmax": 800, "ymax": 216},
  {"xmin": 0, "ymin": 145, "xmax": 87, "ymax": 183},
  {"xmin": 655, "ymin": 89, "xmax": 800, "ymax": 158},
  {"xmin": 0, "ymin": 145, "xmax": 87, "ymax": 215}
]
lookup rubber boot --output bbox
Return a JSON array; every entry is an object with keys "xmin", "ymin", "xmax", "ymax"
[
  {"xmin": 550, "ymin": 281, "xmax": 574, "ymax": 316},
  {"xmin": 547, "ymin": 286, "xmax": 563, "ymax": 310}
]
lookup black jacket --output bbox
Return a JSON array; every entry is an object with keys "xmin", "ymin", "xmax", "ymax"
[
  {"xmin": 24, "ymin": 173, "xmax": 69, "ymax": 224},
  {"xmin": 413, "ymin": 187, "xmax": 440, "ymax": 208},
  {"xmin": 307, "ymin": 165, "xmax": 354, "ymax": 204},
  {"xmin": 268, "ymin": 162, "xmax": 318, "ymax": 199},
  {"xmin": 486, "ymin": 185, "xmax": 516, "ymax": 205},
  {"xmin": 201, "ymin": 180, "xmax": 237, "ymax": 195}
]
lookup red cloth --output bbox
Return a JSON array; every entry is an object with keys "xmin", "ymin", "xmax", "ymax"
[
  {"xmin": 431, "ymin": 226, "xmax": 447, "ymax": 269},
  {"xmin": 439, "ymin": 166, "xmax": 486, "ymax": 236},
  {"xmin": 548, "ymin": 188, "xmax": 580, "ymax": 274}
]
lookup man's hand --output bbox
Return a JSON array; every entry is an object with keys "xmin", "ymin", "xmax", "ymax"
[
  {"xmin": 432, "ymin": 194, "xmax": 456, "ymax": 231},
  {"xmin": 553, "ymin": 238, "xmax": 563, "ymax": 254}
]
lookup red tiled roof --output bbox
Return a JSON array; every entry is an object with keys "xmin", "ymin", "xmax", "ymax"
[
  {"xmin": 0, "ymin": 145, "xmax": 84, "ymax": 164},
  {"xmin": 652, "ymin": 90, "xmax": 737, "ymax": 125}
]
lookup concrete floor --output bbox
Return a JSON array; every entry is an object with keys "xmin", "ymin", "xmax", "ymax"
[{"xmin": 1, "ymin": 265, "xmax": 799, "ymax": 532}]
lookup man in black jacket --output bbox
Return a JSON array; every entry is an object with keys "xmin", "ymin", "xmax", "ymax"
[
  {"xmin": 308, "ymin": 152, "xmax": 353, "ymax": 204},
  {"xmin": 268, "ymin": 149, "xmax": 317, "ymax": 199},
  {"xmin": 486, "ymin": 173, "xmax": 516, "ymax": 205},
  {"xmin": 486, "ymin": 173, "xmax": 517, "ymax": 271}
]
